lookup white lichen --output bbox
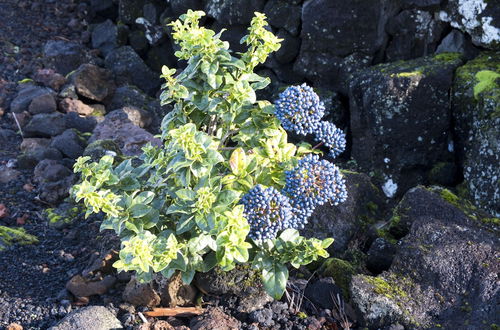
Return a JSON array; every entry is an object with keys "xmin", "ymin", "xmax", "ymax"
[{"xmin": 382, "ymin": 178, "xmax": 398, "ymax": 198}]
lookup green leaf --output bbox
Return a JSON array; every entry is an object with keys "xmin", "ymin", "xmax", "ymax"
[
  {"xmin": 229, "ymin": 148, "xmax": 247, "ymax": 175},
  {"xmin": 262, "ymin": 263, "xmax": 288, "ymax": 300},
  {"xmin": 181, "ymin": 270, "xmax": 195, "ymax": 284},
  {"xmin": 135, "ymin": 191, "xmax": 155, "ymax": 205},
  {"xmin": 130, "ymin": 204, "xmax": 152, "ymax": 218},
  {"xmin": 176, "ymin": 189, "xmax": 196, "ymax": 201}
]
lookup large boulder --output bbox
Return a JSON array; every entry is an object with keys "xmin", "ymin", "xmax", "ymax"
[
  {"xmin": 105, "ymin": 46, "xmax": 160, "ymax": 95},
  {"xmin": 349, "ymin": 54, "xmax": 463, "ymax": 198},
  {"xmin": 50, "ymin": 129, "xmax": 87, "ymax": 159},
  {"xmin": 49, "ymin": 306, "xmax": 122, "ymax": 330},
  {"xmin": 264, "ymin": 0, "xmax": 301, "ymax": 36},
  {"xmin": 118, "ymin": 0, "xmax": 144, "ymax": 24},
  {"xmin": 452, "ymin": 52, "xmax": 499, "ymax": 216},
  {"xmin": 91, "ymin": 19, "xmax": 127, "ymax": 57},
  {"xmin": 438, "ymin": 0, "xmax": 500, "ymax": 49},
  {"xmin": 385, "ymin": 9, "xmax": 445, "ymax": 61},
  {"xmin": 294, "ymin": 0, "xmax": 400, "ymax": 90},
  {"xmin": 204, "ymin": 0, "xmax": 265, "ymax": 25},
  {"xmin": 33, "ymin": 160, "xmax": 74, "ymax": 204},
  {"xmin": 301, "ymin": 171, "xmax": 385, "ymax": 254},
  {"xmin": 351, "ymin": 186, "xmax": 499, "ymax": 329},
  {"xmin": 88, "ymin": 109, "xmax": 161, "ymax": 156}
]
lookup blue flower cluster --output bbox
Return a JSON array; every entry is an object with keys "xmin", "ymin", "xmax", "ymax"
[
  {"xmin": 274, "ymin": 84, "xmax": 346, "ymax": 159},
  {"xmin": 240, "ymin": 185, "xmax": 293, "ymax": 241},
  {"xmin": 241, "ymin": 155, "xmax": 347, "ymax": 241},
  {"xmin": 314, "ymin": 122, "xmax": 347, "ymax": 158},
  {"xmin": 274, "ymin": 83, "xmax": 325, "ymax": 136}
]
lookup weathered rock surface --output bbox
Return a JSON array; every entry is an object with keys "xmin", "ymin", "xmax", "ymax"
[
  {"xmin": 70, "ymin": 64, "xmax": 116, "ymax": 102},
  {"xmin": 294, "ymin": 0, "xmax": 399, "ymax": 90},
  {"xmin": 33, "ymin": 160, "xmax": 74, "ymax": 204},
  {"xmin": 24, "ymin": 112, "xmax": 66, "ymax": 138},
  {"xmin": 66, "ymin": 275, "xmax": 116, "ymax": 297},
  {"xmin": 89, "ymin": 109, "xmax": 161, "ymax": 156},
  {"xmin": 264, "ymin": 0, "xmax": 301, "ymax": 36},
  {"xmin": 204, "ymin": 0, "xmax": 265, "ymax": 25},
  {"xmin": 195, "ymin": 266, "xmax": 272, "ymax": 313},
  {"xmin": 91, "ymin": 19, "xmax": 127, "ymax": 56},
  {"xmin": 28, "ymin": 93, "xmax": 57, "ymax": 115},
  {"xmin": 351, "ymin": 186, "xmax": 499, "ymax": 328},
  {"xmin": 349, "ymin": 54, "xmax": 463, "ymax": 197},
  {"xmin": 10, "ymin": 85, "xmax": 54, "ymax": 114},
  {"xmin": 452, "ymin": 52, "xmax": 499, "ymax": 216},
  {"xmin": 105, "ymin": 46, "xmax": 160, "ymax": 95},
  {"xmin": 302, "ymin": 171, "xmax": 385, "ymax": 253},
  {"xmin": 43, "ymin": 40, "xmax": 89, "ymax": 76},
  {"xmin": 50, "ymin": 129, "xmax": 87, "ymax": 159},
  {"xmin": 190, "ymin": 307, "xmax": 240, "ymax": 330},
  {"xmin": 49, "ymin": 306, "xmax": 122, "ymax": 330},
  {"xmin": 122, "ymin": 277, "xmax": 161, "ymax": 307},
  {"xmin": 439, "ymin": 0, "xmax": 500, "ymax": 49}
]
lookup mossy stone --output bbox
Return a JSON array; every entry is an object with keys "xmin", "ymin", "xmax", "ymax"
[
  {"xmin": 0, "ymin": 225, "xmax": 38, "ymax": 250},
  {"xmin": 321, "ymin": 258, "xmax": 356, "ymax": 298}
]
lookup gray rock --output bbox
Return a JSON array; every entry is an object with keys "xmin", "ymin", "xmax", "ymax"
[
  {"xmin": 128, "ymin": 30, "xmax": 148, "ymax": 53},
  {"xmin": 0, "ymin": 129, "xmax": 17, "ymax": 142},
  {"xmin": 135, "ymin": 17, "xmax": 165, "ymax": 46},
  {"xmin": 452, "ymin": 52, "xmax": 499, "ymax": 216},
  {"xmin": 89, "ymin": 108, "xmax": 161, "ymax": 156},
  {"xmin": 274, "ymin": 29, "xmax": 300, "ymax": 64},
  {"xmin": 439, "ymin": 0, "xmax": 500, "ymax": 49},
  {"xmin": 83, "ymin": 139, "xmax": 122, "ymax": 162},
  {"xmin": 304, "ymin": 277, "xmax": 343, "ymax": 309},
  {"xmin": 349, "ymin": 54, "xmax": 463, "ymax": 197},
  {"xmin": 49, "ymin": 306, "xmax": 122, "ymax": 330},
  {"xmin": 59, "ymin": 98, "xmax": 96, "ymax": 116},
  {"xmin": 92, "ymin": 19, "xmax": 127, "ymax": 57},
  {"xmin": 190, "ymin": 307, "xmax": 240, "ymax": 330},
  {"xmin": 145, "ymin": 42, "xmax": 177, "ymax": 73},
  {"xmin": 17, "ymin": 148, "xmax": 63, "ymax": 169},
  {"xmin": 66, "ymin": 275, "xmax": 116, "ymax": 297},
  {"xmin": 195, "ymin": 266, "xmax": 272, "ymax": 313},
  {"xmin": 401, "ymin": 0, "xmax": 442, "ymax": 9},
  {"xmin": 33, "ymin": 159, "xmax": 74, "ymax": 203},
  {"xmin": 89, "ymin": 0, "xmax": 113, "ymax": 14},
  {"xmin": 34, "ymin": 69, "xmax": 67, "ymax": 91},
  {"xmin": 122, "ymin": 277, "xmax": 161, "ymax": 307},
  {"xmin": 10, "ymin": 85, "xmax": 53, "ymax": 114},
  {"xmin": 20, "ymin": 138, "xmax": 52, "ymax": 152},
  {"xmin": 119, "ymin": 0, "xmax": 144, "ymax": 24},
  {"xmin": 71, "ymin": 64, "xmax": 116, "ymax": 102},
  {"xmin": 28, "ymin": 93, "xmax": 57, "ymax": 115},
  {"xmin": 65, "ymin": 112, "xmax": 99, "ymax": 133},
  {"xmin": 436, "ymin": 29, "xmax": 480, "ymax": 60},
  {"xmin": 351, "ymin": 186, "xmax": 499, "ymax": 328},
  {"xmin": 385, "ymin": 9, "xmax": 445, "ymax": 61},
  {"xmin": 294, "ymin": 0, "xmax": 399, "ymax": 90},
  {"xmin": 302, "ymin": 171, "xmax": 385, "ymax": 254},
  {"xmin": 170, "ymin": 0, "xmax": 203, "ymax": 17},
  {"xmin": 204, "ymin": 0, "xmax": 265, "ymax": 25},
  {"xmin": 264, "ymin": 0, "xmax": 301, "ymax": 36},
  {"xmin": 24, "ymin": 112, "xmax": 66, "ymax": 138},
  {"xmin": 366, "ymin": 238, "xmax": 397, "ymax": 274},
  {"xmin": 105, "ymin": 46, "xmax": 160, "ymax": 95},
  {"xmin": 43, "ymin": 40, "xmax": 88, "ymax": 76},
  {"xmin": 51, "ymin": 129, "xmax": 87, "ymax": 159},
  {"xmin": 106, "ymin": 108, "xmax": 152, "ymax": 128}
]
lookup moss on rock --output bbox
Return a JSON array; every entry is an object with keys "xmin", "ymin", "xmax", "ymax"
[
  {"xmin": 0, "ymin": 225, "xmax": 38, "ymax": 250},
  {"xmin": 321, "ymin": 258, "xmax": 356, "ymax": 298}
]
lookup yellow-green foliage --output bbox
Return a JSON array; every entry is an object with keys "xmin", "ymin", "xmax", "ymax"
[{"xmin": 0, "ymin": 225, "xmax": 38, "ymax": 250}]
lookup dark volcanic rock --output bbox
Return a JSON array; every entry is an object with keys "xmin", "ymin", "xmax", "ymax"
[
  {"xmin": 88, "ymin": 109, "xmax": 161, "ymax": 156},
  {"xmin": 302, "ymin": 171, "xmax": 385, "ymax": 254},
  {"xmin": 351, "ymin": 186, "xmax": 499, "ymax": 329},
  {"xmin": 304, "ymin": 277, "xmax": 343, "ymax": 309},
  {"xmin": 436, "ymin": 30, "xmax": 480, "ymax": 60},
  {"xmin": 204, "ymin": 0, "xmax": 265, "ymax": 25},
  {"xmin": 274, "ymin": 29, "xmax": 301, "ymax": 64},
  {"xmin": 452, "ymin": 52, "xmax": 500, "ymax": 216},
  {"xmin": 10, "ymin": 85, "xmax": 53, "ymax": 114},
  {"xmin": 91, "ymin": 19, "xmax": 127, "ymax": 57},
  {"xmin": 385, "ymin": 9, "xmax": 445, "ymax": 61},
  {"xmin": 169, "ymin": 0, "xmax": 203, "ymax": 17},
  {"xmin": 105, "ymin": 46, "xmax": 160, "ymax": 95},
  {"xmin": 294, "ymin": 0, "xmax": 399, "ymax": 90},
  {"xmin": 122, "ymin": 277, "xmax": 161, "ymax": 307},
  {"xmin": 190, "ymin": 307, "xmax": 240, "ymax": 330},
  {"xmin": 264, "ymin": 0, "xmax": 301, "ymax": 36},
  {"xmin": 118, "ymin": 0, "xmax": 144, "ymax": 24},
  {"xmin": 43, "ymin": 40, "xmax": 88, "ymax": 76},
  {"xmin": 49, "ymin": 306, "xmax": 122, "ymax": 330},
  {"xmin": 71, "ymin": 64, "xmax": 115, "ymax": 102},
  {"xmin": 24, "ymin": 112, "xmax": 66, "ymax": 138},
  {"xmin": 349, "ymin": 54, "xmax": 463, "ymax": 197},
  {"xmin": 65, "ymin": 112, "xmax": 99, "ymax": 133},
  {"xmin": 28, "ymin": 93, "xmax": 57, "ymax": 115},
  {"xmin": 33, "ymin": 159, "xmax": 74, "ymax": 204},
  {"xmin": 50, "ymin": 129, "xmax": 87, "ymax": 159},
  {"xmin": 66, "ymin": 274, "xmax": 116, "ymax": 297},
  {"xmin": 366, "ymin": 238, "xmax": 397, "ymax": 274}
]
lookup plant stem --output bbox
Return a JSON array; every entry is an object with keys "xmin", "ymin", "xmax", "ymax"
[{"xmin": 312, "ymin": 141, "xmax": 323, "ymax": 150}]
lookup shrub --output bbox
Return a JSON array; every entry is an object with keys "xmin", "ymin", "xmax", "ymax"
[{"xmin": 72, "ymin": 10, "xmax": 347, "ymax": 299}]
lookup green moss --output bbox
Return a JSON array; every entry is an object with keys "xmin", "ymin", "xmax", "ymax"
[
  {"xmin": 366, "ymin": 201, "xmax": 379, "ymax": 214},
  {"xmin": 491, "ymin": 324, "xmax": 499, "ymax": 330},
  {"xmin": 322, "ymin": 258, "xmax": 356, "ymax": 299},
  {"xmin": 0, "ymin": 225, "xmax": 38, "ymax": 250},
  {"xmin": 45, "ymin": 206, "xmax": 81, "ymax": 228},
  {"xmin": 434, "ymin": 52, "xmax": 462, "ymax": 63},
  {"xmin": 473, "ymin": 70, "xmax": 500, "ymax": 99},
  {"xmin": 391, "ymin": 71, "xmax": 423, "ymax": 78},
  {"xmin": 376, "ymin": 228, "xmax": 398, "ymax": 245},
  {"xmin": 364, "ymin": 275, "xmax": 408, "ymax": 299}
]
